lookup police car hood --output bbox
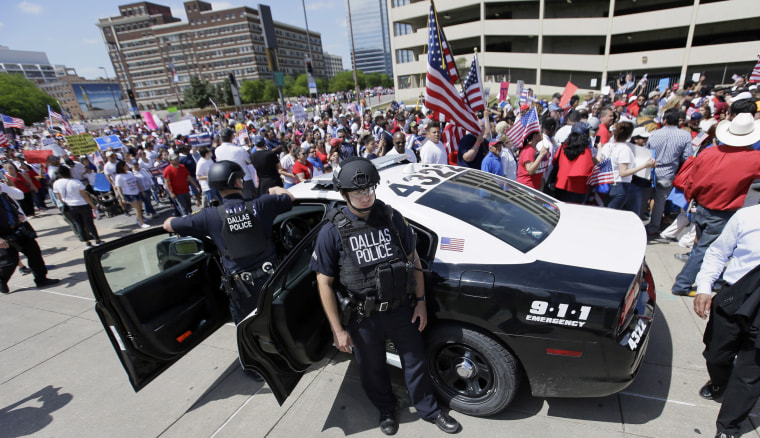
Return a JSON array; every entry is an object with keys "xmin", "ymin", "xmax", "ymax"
[{"xmin": 530, "ymin": 203, "xmax": 646, "ymax": 275}]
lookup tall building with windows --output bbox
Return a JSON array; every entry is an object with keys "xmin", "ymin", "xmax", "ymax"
[
  {"xmin": 39, "ymin": 69, "xmax": 124, "ymax": 121},
  {"xmin": 346, "ymin": 0, "xmax": 393, "ymax": 76},
  {"xmin": 97, "ymin": 1, "xmax": 327, "ymax": 110},
  {"xmin": 324, "ymin": 52, "xmax": 344, "ymax": 77},
  {"xmin": 0, "ymin": 46, "xmax": 64, "ymax": 84},
  {"xmin": 389, "ymin": 0, "xmax": 760, "ymax": 101}
]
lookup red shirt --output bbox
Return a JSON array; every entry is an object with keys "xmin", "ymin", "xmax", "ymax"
[
  {"xmin": 685, "ymin": 145, "xmax": 760, "ymax": 211},
  {"xmin": 315, "ymin": 149, "xmax": 327, "ymax": 164},
  {"xmin": 292, "ymin": 160, "xmax": 313, "ymax": 182},
  {"xmin": 517, "ymin": 144, "xmax": 548, "ymax": 189},
  {"xmin": 555, "ymin": 146, "xmax": 594, "ymax": 194},
  {"xmin": 626, "ymin": 102, "xmax": 640, "ymax": 118},
  {"xmin": 7, "ymin": 172, "xmax": 31, "ymax": 193},
  {"xmin": 598, "ymin": 123, "xmax": 611, "ymax": 146},
  {"xmin": 162, "ymin": 164, "xmax": 191, "ymax": 195}
]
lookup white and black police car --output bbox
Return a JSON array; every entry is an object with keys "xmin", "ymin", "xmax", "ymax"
[{"xmin": 85, "ymin": 155, "xmax": 655, "ymax": 417}]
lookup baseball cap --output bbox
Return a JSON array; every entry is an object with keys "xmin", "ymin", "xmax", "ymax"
[
  {"xmin": 329, "ymin": 138, "xmax": 342, "ymax": 147},
  {"xmin": 105, "ymin": 151, "xmax": 114, "ymax": 157},
  {"xmin": 571, "ymin": 122, "xmax": 590, "ymax": 135},
  {"xmin": 488, "ymin": 139, "xmax": 503, "ymax": 147},
  {"xmin": 631, "ymin": 127, "xmax": 651, "ymax": 138}
]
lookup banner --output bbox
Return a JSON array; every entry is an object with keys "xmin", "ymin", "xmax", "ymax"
[
  {"xmin": 22, "ymin": 150, "xmax": 53, "ymax": 164},
  {"xmin": 292, "ymin": 104, "xmax": 307, "ymax": 122},
  {"xmin": 657, "ymin": 78, "xmax": 670, "ymax": 93},
  {"xmin": 559, "ymin": 81, "xmax": 578, "ymax": 109},
  {"xmin": 142, "ymin": 111, "xmax": 158, "ymax": 130},
  {"xmin": 66, "ymin": 133, "xmax": 99, "ymax": 155},
  {"xmin": 188, "ymin": 132, "xmax": 212, "ymax": 148},
  {"xmin": 94, "ymin": 135, "xmax": 125, "ymax": 150},
  {"xmin": 499, "ymin": 82, "xmax": 510, "ymax": 101}
]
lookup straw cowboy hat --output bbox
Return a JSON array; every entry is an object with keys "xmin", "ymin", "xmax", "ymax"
[{"xmin": 715, "ymin": 113, "xmax": 760, "ymax": 147}]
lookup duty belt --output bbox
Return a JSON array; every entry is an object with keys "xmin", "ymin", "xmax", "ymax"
[{"xmin": 356, "ymin": 294, "xmax": 411, "ymax": 314}]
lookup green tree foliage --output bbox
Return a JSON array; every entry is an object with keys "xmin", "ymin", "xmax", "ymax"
[
  {"xmin": 240, "ymin": 80, "xmax": 265, "ymax": 104},
  {"xmin": 328, "ymin": 70, "xmax": 365, "ymax": 93},
  {"xmin": 0, "ymin": 73, "xmax": 57, "ymax": 124},
  {"xmin": 263, "ymin": 81, "xmax": 280, "ymax": 101},
  {"xmin": 183, "ymin": 75, "xmax": 211, "ymax": 109},
  {"xmin": 366, "ymin": 72, "xmax": 393, "ymax": 88}
]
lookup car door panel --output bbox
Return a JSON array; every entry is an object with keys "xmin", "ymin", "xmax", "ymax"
[
  {"xmin": 85, "ymin": 228, "xmax": 228, "ymax": 391},
  {"xmin": 237, "ymin": 220, "xmax": 332, "ymax": 405}
]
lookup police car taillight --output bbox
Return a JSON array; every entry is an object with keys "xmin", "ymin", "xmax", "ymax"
[{"xmin": 619, "ymin": 268, "xmax": 642, "ymax": 328}]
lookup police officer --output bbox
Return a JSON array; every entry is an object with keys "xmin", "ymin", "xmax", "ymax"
[
  {"xmin": 0, "ymin": 183, "xmax": 59, "ymax": 293},
  {"xmin": 162, "ymin": 160, "xmax": 293, "ymax": 324},
  {"xmin": 309, "ymin": 157, "xmax": 460, "ymax": 435}
]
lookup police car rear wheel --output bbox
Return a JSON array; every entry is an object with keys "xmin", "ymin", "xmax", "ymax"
[{"xmin": 426, "ymin": 325, "xmax": 520, "ymax": 417}]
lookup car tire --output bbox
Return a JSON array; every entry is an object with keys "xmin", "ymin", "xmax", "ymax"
[{"xmin": 425, "ymin": 324, "xmax": 520, "ymax": 417}]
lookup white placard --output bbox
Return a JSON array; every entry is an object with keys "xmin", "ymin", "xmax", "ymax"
[
  {"xmin": 169, "ymin": 119, "xmax": 194, "ymax": 137},
  {"xmin": 292, "ymin": 104, "xmax": 307, "ymax": 122},
  {"xmin": 634, "ymin": 145, "xmax": 653, "ymax": 179}
]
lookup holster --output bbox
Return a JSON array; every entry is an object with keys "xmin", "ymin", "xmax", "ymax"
[{"xmin": 335, "ymin": 287, "xmax": 357, "ymax": 326}]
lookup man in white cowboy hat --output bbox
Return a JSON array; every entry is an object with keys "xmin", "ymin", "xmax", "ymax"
[{"xmin": 671, "ymin": 113, "xmax": 760, "ymax": 297}]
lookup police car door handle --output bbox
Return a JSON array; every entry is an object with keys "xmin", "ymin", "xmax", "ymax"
[{"xmin": 186, "ymin": 269, "xmax": 199, "ymax": 279}]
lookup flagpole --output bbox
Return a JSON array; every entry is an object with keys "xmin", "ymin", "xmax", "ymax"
[
  {"xmin": 430, "ymin": 1, "xmax": 463, "ymax": 84},
  {"xmin": 473, "ymin": 48, "xmax": 490, "ymax": 138}
]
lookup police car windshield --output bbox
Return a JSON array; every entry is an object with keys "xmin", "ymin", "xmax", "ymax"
[{"xmin": 416, "ymin": 171, "xmax": 560, "ymax": 252}]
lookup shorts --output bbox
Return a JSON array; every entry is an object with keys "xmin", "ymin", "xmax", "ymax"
[{"xmin": 123, "ymin": 194, "xmax": 141, "ymax": 202}]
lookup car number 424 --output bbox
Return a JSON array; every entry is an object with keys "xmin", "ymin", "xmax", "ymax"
[{"xmin": 627, "ymin": 319, "xmax": 647, "ymax": 351}]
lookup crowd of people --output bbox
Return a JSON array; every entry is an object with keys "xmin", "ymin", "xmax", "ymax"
[{"xmin": 1, "ymin": 71, "xmax": 760, "ymax": 437}]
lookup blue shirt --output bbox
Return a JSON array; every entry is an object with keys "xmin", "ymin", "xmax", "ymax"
[
  {"xmin": 458, "ymin": 133, "xmax": 486, "ymax": 169},
  {"xmin": 481, "ymin": 152, "xmax": 504, "ymax": 177}
]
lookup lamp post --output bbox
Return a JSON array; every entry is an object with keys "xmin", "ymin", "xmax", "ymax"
[{"xmin": 99, "ymin": 66, "xmax": 122, "ymax": 119}]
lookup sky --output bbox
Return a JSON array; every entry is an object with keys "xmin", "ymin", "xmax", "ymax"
[{"xmin": 0, "ymin": 0, "xmax": 351, "ymax": 80}]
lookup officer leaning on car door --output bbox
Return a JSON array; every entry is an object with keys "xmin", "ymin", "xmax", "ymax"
[
  {"xmin": 309, "ymin": 157, "xmax": 460, "ymax": 436},
  {"xmin": 163, "ymin": 160, "xmax": 293, "ymax": 324}
]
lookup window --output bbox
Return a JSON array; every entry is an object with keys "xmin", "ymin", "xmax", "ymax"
[
  {"xmin": 396, "ymin": 49, "xmax": 415, "ymax": 63},
  {"xmin": 394, "ymin": 23, "xmax": 412, "ymax": 36},
  {"xmin": 415, "ymin": 171, "xmax": 559, "ymax": 252}
]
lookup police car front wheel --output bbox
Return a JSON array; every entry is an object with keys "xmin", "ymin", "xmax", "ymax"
[{"xmin": 425, "ymin": 324, "xmax": 520, "ymax": 417}]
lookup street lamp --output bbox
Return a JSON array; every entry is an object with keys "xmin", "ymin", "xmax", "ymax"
[{"xmin": 99, "ymin": 66, "xmax": 122, "ymax": 119}]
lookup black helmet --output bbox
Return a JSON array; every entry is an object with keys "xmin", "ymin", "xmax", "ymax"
[
  {"xmin": 332, "ymin": 157, "xmax": 380, "ymax": 192},
  {"xmin": 253, "ymin": 135, "xmax": 266, "ymax": 147},
  {"xmin": 208, "ymin": 160, "xmax": 244, "ymax": 191}
]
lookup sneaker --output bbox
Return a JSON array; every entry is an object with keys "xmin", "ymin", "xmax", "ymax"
[
  {"xmin": 140, "ymin": 223, "xmax": 151, "ymax": 229},
  {"xmin": 95, "ymin": 240, "xmax": 105, "ymax": 245},
  {"xmin": 85, "ymin": 242, "xmax": 93, "ymax": 248},
  {"xmin": 19, "ymin": 266, "xmax": 32, "ymax": 275},
  {"xmin": 0, "ymin": 281, "xmax": 9, "ymax": 294},
  {"xmin": 674, "ymin": 253, "xmax": 690, "ymax": 262}
]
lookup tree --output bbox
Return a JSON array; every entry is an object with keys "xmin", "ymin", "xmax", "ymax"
[
  {"xmin": 240, "ymin": 80, "xmax": 265, "ymax": 104},
  {"xmin": 183, "ymin": 75, "xmax": 211, "ymax": 109},
  {"xmin": 263, "ymin": 81, "xmax": 280, "ymax": 102},
  {"xmin": 0, "ymin": 73, "xmax": 57, "ymax": 124},
  {"xmin": 329, "ymin": 70, "xmax": 365, "ymax": 93}
]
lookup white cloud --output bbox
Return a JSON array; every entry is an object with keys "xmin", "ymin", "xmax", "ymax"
[
  {"xmin": 306, "ymin": 1, "xmax": 336, "ymax": 11},
  {"xmin": 83, "ymin": 38, "xmax": 99, "ymax": 45},
  {"xmin": 18, "ymin": 1, "xmax": 43, "ymax": 14}
]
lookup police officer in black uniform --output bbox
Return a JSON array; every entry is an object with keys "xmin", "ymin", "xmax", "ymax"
[
  {"xmin": 162, "ymin": 160, "xmax": 293, "ymax": 324},
  {"xmin": 0, "ymin": 189, "xmax": 59, "ymax": 293},
  {"xmin": 309, "ymin": 157, "xmax": 460, "ymax": 435}
]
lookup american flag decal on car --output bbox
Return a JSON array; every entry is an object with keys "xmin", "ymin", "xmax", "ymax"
[{"xmin": 440, "ymin": 237, "xmax": 464, "ymax": 252}]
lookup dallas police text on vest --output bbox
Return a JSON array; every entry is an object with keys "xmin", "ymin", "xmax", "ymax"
[
  {"xmin": 227, "ymin": 212, "xmax": 253, "ymax": 231},
  {"xmin": 350, "ymin": 228, "xmax": 394, "ymax": 266}
]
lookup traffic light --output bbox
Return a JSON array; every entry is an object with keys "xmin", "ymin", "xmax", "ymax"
[{"xmin": 306, "ymin": 61, "xmax": 313, "ymax": 75}]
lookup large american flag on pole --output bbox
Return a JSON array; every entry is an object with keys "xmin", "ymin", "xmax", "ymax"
[
  {"xmin": 750, "ymin": 55, "xmax": 760, "ymax": 83},
  {"xmin": 47, "ymin": 105, "xmax": 74, "ymax": 135},
  {"xmin": 1, "ymin": 115, "xmax": 25, "ymax": 130},
  {"xmin": 424, "ymin": 2, "xmax": 481, "ymax": 135},
  {"xmin": 462, "ymin": 56, "xmax": 485, "ymax": 112},
  {"xmin": 442, "ymin": 123, "xmax": 464, "ymax": 163},
  {"xmin": 0, "ymin": 133, "xmax": 8, "ymax": 147}
]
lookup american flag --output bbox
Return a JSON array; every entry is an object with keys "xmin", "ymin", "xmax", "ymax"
[
  {"xmin": 750, "ymin": 55, "xmax": 760, "ymax": 83},
  {"xmin": 0, "ymin": 133, "xmax": 8, "ymax": 147},
  {"xmin": 424, "ymin": 3, "xmax": 481, "ymax": 135},
  {"xmin": 587, "ymin": 158, "xmax": 615, "ymax": 186},
  {"xmin": 47, "ymin": 105, "xmax": 64, "ymax": 121},
  {"xmin": 47, "ymin": 105, "xmax": 73, "ymax": 136},
  {"xmin": 169, "ymin": 63, "xmax": 179, "ymax": 83},
  {"xmin": 209, "ymin": 97, "xmax": 219, "ymax": 112},
  {"xmin": 462, "ymin": 57, "xmax": 485, "ymax": 112},
  {"xmin": 504, "ymin": 107, "xmax": 540, "ymax": 147},
  {"xmin": 1, "ymin": 115, "xmax": 25, "ymax": 130},
  {"xmin": 440, "ymin": 236, "xmax": 464, "ymax": 252},
  {"xmin": 442, "ymin": 123, "xmax": 464, "ymax": 163}
]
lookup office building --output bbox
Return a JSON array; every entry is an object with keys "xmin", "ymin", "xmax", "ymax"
[
  {"xmin": 324, "ymin": 52, "xmax": 344, "ymax": 77},
  {"xmin": 389, "ymin": 0, "xmax": 760, "ymax": 101},
  {"xmin": 346, "ymin": 0, "xmax": 393, "ymax": 76},
  {"xmin": 39, "ymin": 69, "xmax": 124, "ymax": 121},
  {"xmin": 97, "ymin": 1, "xmax": 327, "ymax": 109},
  {"xmin": 0, "ymin": 45, "xmax": 64, "ymax": 84}
]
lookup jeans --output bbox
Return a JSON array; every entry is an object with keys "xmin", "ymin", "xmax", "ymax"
[
  {"xmin": 173, "ymin": 193, "xmax": 193, "ymax": 216},
  {"xmin": 607, "ymin": 182, "xmax": 631, "ymax": 210},
  {"xmin": 626, "ymin": 184, "xmax": 643, "ymax": 216},
  {"xmin": 671, "ymin": 205, "xmax": 735, "ymax": 294},
  {"xmin": 140, "ymin": 191, "xmax": 157, "ymax": 215},
  {"xmin": 646, "ymin": 180, "xmax": 673, "ymax": 232}
]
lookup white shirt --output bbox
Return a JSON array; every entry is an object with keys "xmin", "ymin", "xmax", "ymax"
[
  {"xmin": 280, "ymin": 154, "xmax": 296, "ymax": 185},
  {"xmin": 53, "ymin": 178, "xmax": 88, "ymax": 206},
  {"xmin": 419, "ymin": 139, "xmax": 447, "ymax": 164},
  {"xmin": 554, "ymin": 125, "xmax": 572, "ymax": 146},
  {"xmin": 103, "ymin": 160, "xmax": 118, "ymax": 178},
  {"xmin": 385, "ymin": 146, "xmax": 418, "ymax": 163},
  {"xmin": 196, "ymin": 157, "xmax": 214, "ymax": 192},
  {"xmin": 500, "ymin": 148, "xmax": 518, "ymax": 181},
  {"xmin": 114, "ymin": 172, "xmax": 140, "ymax": 196},
  {"xmin": 214, "ymin": 142, "xmax": 253, "ymax": 181},
  {"xmin": 696, "ymin": 204, "xmax": 760, "ymax": 295}
]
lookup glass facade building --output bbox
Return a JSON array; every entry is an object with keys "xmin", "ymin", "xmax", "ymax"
[{"xmin": 346, "ymin": 0, "xmax": 393, "ymax": 76}]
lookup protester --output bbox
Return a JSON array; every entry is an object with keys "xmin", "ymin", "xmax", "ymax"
[
  {"xmin": 52, "ymin": 165, "xmax": 102, "ymax": 247},
  {"xmin": 114, "ymin": 160, "xmax": 151, "ymax": 228}
]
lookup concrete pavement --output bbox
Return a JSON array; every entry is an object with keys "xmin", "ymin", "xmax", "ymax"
[{"xmin": 1, "ymin": 204, "xmax": 759, "ymax": 437}]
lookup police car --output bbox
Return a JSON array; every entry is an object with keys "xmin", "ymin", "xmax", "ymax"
[{"xmin": 85, "ymin": 155, "xmax": 655, "ymax": 417}]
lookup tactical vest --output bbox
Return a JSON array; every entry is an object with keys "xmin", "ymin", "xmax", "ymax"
[
  {"xmin": 329, "ymin": 200, "xmax": 414, "ymax": 300},
  {"xmin": 218, "ymin": 201, "xmax": 268, "ymax": 260}
]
